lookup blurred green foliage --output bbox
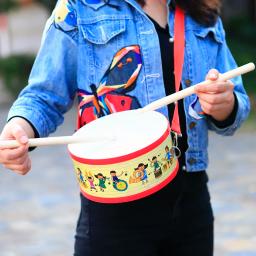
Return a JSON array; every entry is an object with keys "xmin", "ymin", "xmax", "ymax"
[
  {"xmin": 0, "ymin": 0, "xmax": 55, "ymax": 13},
  {"xmin": 0, "ymin": 1, "xmax": 18, "ymax": 13},
  {"xmin": 0, "ymin": 55, "xmax": 35, "ymax": 98},
  {"xmin": 225, "ymin": 18, "xmax": 256, "ymax": 94},
  {"xmin": 225, "ymin": 17, "xmax": 256, "ymax": 126},
  {"xmin": 0, "ymin": 0, "xmax": 54, "ymax": 98},
  {"xmin": 36, "ymin": 0, "xmax": 56, "ymax": 12}
]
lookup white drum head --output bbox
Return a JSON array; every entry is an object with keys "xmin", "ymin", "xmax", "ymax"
[{"xmin": 68, "ymin": 110, "xmax": 169, "ymax": 160}]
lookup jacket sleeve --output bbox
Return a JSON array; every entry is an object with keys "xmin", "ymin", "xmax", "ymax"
[
  {"xmin": 7, "ymin": 0, "xmax": 78, "ymax": 138},
  {"xmin": 206, "ymin": 17, "xmax": 251, "ymax": 136}
]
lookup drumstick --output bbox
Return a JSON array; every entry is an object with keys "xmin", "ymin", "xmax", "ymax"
[
  {"xmin": 141, "ymin": 62, "xmax": 255, "ymax": 112},
  {"xmin": 0, "ymin": 135, "xmax": 115, "ymax": 149}
]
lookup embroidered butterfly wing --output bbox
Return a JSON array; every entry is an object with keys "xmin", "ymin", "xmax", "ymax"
[{"xmin": 78, "ymin": 45, "xmax": 142, "ymax": 127}]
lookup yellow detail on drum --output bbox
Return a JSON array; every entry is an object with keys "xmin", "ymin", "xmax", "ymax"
[
  {"xmin": 116, "ymin": 181, "xmax": 127, "ymax": 191},
  {"xmin": 70, "ymin": 136, "xmax": 179, "ymax": 202},
  {"xmin": 129, "ymin": 169, "xmax": 143, "ymax": 184},
  {"xmin": 55, "ymin": 0, "xmax": 69, "ymax": 23},
  {"xmin": 68, "ymin": 110, "xmax": 180, "ymax": 203}
]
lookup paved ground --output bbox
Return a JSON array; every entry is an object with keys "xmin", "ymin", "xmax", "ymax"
[{"xmin": 0, "ymin": 104, "xmax": 256, "ymax": 256}]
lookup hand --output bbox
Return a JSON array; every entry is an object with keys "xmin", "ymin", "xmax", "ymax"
[
  {"xmin": 0, "ymin": 118, "xmax": 34, "ymax": 175},
  {"xmin": 194, "ymin": 69, "xmax": 235, "ymax": 122}
]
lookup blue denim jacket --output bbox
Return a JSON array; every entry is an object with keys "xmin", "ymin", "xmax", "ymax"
[{"xmin": 8, "ymin": 0, "xmax": 250, "ymax": 172}]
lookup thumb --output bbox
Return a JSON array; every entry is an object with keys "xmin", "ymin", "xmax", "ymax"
[
  {"xmin": 206, "ymin": 69, "xmax": 219, "ymax": 81},
  {"xmin": 11, "ymin": 125, "xmax": 29, "ymax": 145}
]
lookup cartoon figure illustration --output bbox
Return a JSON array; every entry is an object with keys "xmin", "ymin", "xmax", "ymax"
[
  {"xmin": 110, "ymin": 170, "xmax": 128, "ymax": 192},
  {"xmin": 95, "ymin": 173, "xmax": 107, "ymax": 192},
  {"xmin": 149, "ymin": 156, "xmax": 162, "ymax": 178},
  {"xmin": 163, "ymin": 146, "xmax": 174, "ymax": 170},
  {"xmin": 110, "ymin": 170, "xmax": 123, "ymax": 184},
  {"xmin": 77, "ymin": 168, "xmax": 87, "ymax": 188},
  {"xmin": 129, "ymin": 163, "xmax": 149, "ymax": 185},
  {"xmin": 85, "ymin": 171, "xmax": 97, "ymax": 192},
  {"xmin": 77, "ymin": 46, "xmax": 142, "ymax": 127}
]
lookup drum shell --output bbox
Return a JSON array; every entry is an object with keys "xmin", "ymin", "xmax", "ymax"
[{"xmin": 68, "ymin": 111, "xmax": 179, "ymax": 203}]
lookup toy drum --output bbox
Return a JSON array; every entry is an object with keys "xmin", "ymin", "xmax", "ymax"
[{"xmin": 68, "ymin": 110, "xmax": 179, "ymax": 203}]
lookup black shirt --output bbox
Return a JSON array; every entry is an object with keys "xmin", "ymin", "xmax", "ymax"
[{"xmin": 149, "ymin": 17, "xmax": 188, "ymax": 166}]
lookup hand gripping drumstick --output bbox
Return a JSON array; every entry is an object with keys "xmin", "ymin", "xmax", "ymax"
[
  {"xmin": 141, "ymin": 63, "xmax": 255, "ymax": 112},
  {"xmin": 0, "ymin": 63, "xmax": 254, "ymax": 148}
]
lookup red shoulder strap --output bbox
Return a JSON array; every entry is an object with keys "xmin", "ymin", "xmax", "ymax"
[{"xmin": 170, "ymin": 6, "xmax": 185, "ymax": 135}]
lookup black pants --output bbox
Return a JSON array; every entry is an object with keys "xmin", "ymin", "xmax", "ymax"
[{"xmin": 74, "ymin": 169, "xmax": 214, "ymax": 256}]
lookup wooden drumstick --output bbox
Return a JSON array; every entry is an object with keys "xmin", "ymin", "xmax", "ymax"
[
  {"xmin": 0, "ymin": 135, "xmax": 115, "ymax": 149},
  {"xmin": 141, "ymin": 63, "xmax": 255, "ymax": 112}
]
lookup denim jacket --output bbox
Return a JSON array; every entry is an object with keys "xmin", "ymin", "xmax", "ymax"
[{"xmin": 8, "ymin": 0, "xmax": 250, "ymax": 172}]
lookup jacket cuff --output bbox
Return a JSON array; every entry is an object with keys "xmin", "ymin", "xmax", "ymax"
[
  {"xmin": 8, "ymin": 116, "xmax": 40, "ymax": 138},
  {"xmin": 7, "ymin": 106, "xmax": 49, "ymax": 138}
]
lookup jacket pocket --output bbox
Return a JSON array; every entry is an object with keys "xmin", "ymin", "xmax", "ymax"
[
  {"xmin": 80, "ymin": 19, "xmax": 126, "ymax": 44},
  {"xmin": 79, "ymin": 18, "xmax": 126, "ymax": 69}
]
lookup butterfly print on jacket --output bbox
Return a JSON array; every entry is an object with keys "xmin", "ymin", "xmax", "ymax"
[{"xmin": 77, "ymin": 45, "xmax": 143, "ymax": 128}]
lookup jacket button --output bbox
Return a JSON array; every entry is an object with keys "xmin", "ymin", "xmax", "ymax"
[
  {"xmin": 169, "ymin": 37, "xmax": 174, "ymax": 43},
  {"xmin": 189, "ymin": 122, "xmax": 196, "ymax": 129},
  {"xmin": 185, "ymin": 79, "xmax": 192, "ymax": 87},
  {"xmin": 188, "ymin": 158, "xmax": 197, "ymax": 165}
]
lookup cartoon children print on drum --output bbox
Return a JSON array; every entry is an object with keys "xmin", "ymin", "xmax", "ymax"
[
  {"xmin": 163, "ymin": 146, "xmax": 175, "ymax": 168},
  {"xmin": 139, "ymin": 163, "xmax": 149, "ymax": 184},
  {"xmin": 85, "ymin": 171, "xmax": 98, "ymax": 192},
  {"xmin": 95, "ymin": 173, "xmax": 107, "ymax": 192},
  {"xmin": 149, "ymin": 156, "xmax": 163, "ymax": 178},
  {"xmin": 75, "ymin": 141, "xmax": 180, "ymax": 198},
  {"xmin": 129, "ymin": 163, "xmax": 149, "ymax": 185},
  {"xmin": 77, "ymin": 45, "xmax": 143, "ymax": 128},
  {"xmin": 77, "ymin": 168, "xmax": 87, "ymax": 189},
  {"xmin": 110, "ymin": 170, "xmax": 128, "ymax": 192}
]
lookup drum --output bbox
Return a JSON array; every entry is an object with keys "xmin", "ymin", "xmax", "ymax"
[{"xmin": 68, "ymin": 110, "xmax": 179, "ymax": 203}]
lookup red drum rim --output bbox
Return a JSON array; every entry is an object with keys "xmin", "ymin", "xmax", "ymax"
[
  {"xmin": 69, "ymin": 125, "xmax": 170, "ymax": 165},
  {"xmin": 80, "ymin": 162, "xmax": 179, "ymax": 203}
]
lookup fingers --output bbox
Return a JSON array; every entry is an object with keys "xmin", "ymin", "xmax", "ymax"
[
  {"xmin": 197, "ymin": 89, "xmax": 234, "ymax": 105},
  {"xmin": 198, "ymin": 99, "xmax": 230, "ymax": 115},
  {"xmin": 0, "ymin": 122, "xmax": 31, "ymax": 175},
  {"xmin": 0, "ymin": 144, "xmax": 29, "ymax": 161},
  {"xmin": 10, "ymin": 125, "xmax": 29, "ymax": 145},
  {"xmin": 0, "ymin": 144, "xmax": 31, "ymax": 175},
  {"xmin": 3, "ymin": 158, "xmax": 32, "ymax": 176},
  {"xmin": 194, "ymin": 71, "xmax": 235, "ymax": 120},
  {"xmin": 195, "ymin": 80, "xmax": 234, "ymax": 94},
  {"xmin": 197, "ymin": 68, "xmax": 234, "ymax": 94}
]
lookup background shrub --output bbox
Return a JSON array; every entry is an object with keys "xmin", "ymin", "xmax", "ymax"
[{"xmin": 0, "ymin": 55, "xmax": 35, "ymax": 98}]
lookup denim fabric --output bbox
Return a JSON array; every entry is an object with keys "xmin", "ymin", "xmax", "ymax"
[{"xmin": 8, "ymin": 0, "xmax": 250, "ymax": 172}]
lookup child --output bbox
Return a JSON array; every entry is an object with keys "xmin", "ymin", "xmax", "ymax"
[
  {"xmin": 94, "ymin": 173, "xmax": 107, "ymax": 192},
  {"xmin": 149, "ymin": 156, "xmax": 163, "ymax": 178}
]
